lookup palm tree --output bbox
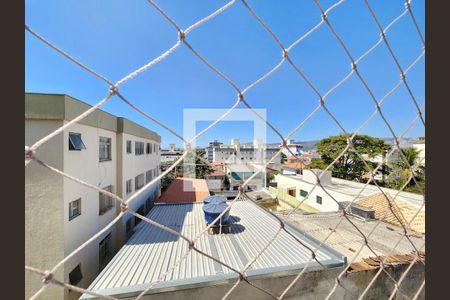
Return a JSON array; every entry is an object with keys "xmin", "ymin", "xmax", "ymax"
[{"xmin": 387, "ymin": 147, "xmax": 424, "ymax": 193}]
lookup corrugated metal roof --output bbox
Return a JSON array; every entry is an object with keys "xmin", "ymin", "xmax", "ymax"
[{"xmin": 82, "ymin": 201, "xmax": 345, "ymax": 298}]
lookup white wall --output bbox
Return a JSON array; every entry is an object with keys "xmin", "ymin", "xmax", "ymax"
[
  {"xmin": 63, "ymin": 122, "xmax": 118, "ymax": 300},
  {"xmin": 413, "ymin": 143, "xmax": 425, "ymax": 165},
  {"xmin": 116, "ymin": 133, "xmax": 160, "ymax": 246},
  {"xmin": 274, "ymin": 174, "xmax": 353, "ymax": 212},
  {"xmin": 25, "ymin": 120, "xmax": 65, "ymax": 300}
]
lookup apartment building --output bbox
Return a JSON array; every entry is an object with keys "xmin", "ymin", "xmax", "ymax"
[
  {"xmin": 25, "ymin": 93, "xmax": 161, "ymax": 300},
  {"xmin": 211, "ymin": 139, "xmax": 281, "ymax": 164},
  {"xmin": 280, "ymin": 139, "xmax": 304, "ymax": 157},
  {"xmin": 205, "ymin": 139, "xmax": 223, "ymax": 161}
]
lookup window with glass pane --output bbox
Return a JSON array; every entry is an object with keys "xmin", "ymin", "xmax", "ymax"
[
  {"xmin": 300, "ymin": 189, "xmax": 308, "ymax": 197},
  {"xmin": 125, "ymin": 218, "xmax": 134, "ymax": 240},
  {"xmin": 69, "ymin": 264, "xmax": 83, "ymax": 285},
  {"xmin": 126, "ymin": 140, "xmax": 132, "ymax": 154},
  {"xmin": 135, "ymin": 174, "xmax": 144, "ymax": 190},
  {"xmin": 99, "ymin": 233, "xmax": 112, "ymax": 271},
  {"xmin": 99, "ymin": 137, "xmax": 112, "ymax": 161},
  {"xmin": 135, "ymin": 141, "xmax": 144, "ymax": 155},
  {"xmin": 69, "ymin": 133, "xmax": 86, "ymax": 151},
  {"xmin": 69, "ymin": 198, "xmax": 81, "ymax": 221},
  {"xmin": 126, "ymin": 179, "xmax": 133, "ymax": 194},
  {"xmin": 146, "ymin": 170, "xmax": 152, "ymax": 184},
  {"xmin": 135, "ymin": 205, "xmax": 145, "ymax": 225},
  {"xmin": 99, "ymin": 185, "xmax": 114, "ymax": 215},
  {"xmin": 316, "ymin": 195, "xmax": 323, "ymax": 205}
]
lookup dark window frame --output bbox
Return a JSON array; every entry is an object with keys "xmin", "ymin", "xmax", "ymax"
[
  {"xmin": 99, "ymin": 233, "xmax": 112, "ymax": 271},
  {"xmin": 69, "ymin": 132, "xmax": 86, "ymax": 151},
  {"xmin": 316, "ymin": 195, "xmax": 323, "ymax": 205},
  {"xmin": 300, "ymin": 189, "xmax": 308, "ymax": 197},
  {"xmin": 69, "ymin": 198, "xmax": 81, "ymax": 221},
  {"xmin": 99, "ymin": 185, "xmax": 114, "ymax": 215},
  {"xmin": 126, "ymin": 179, "xmax": 133, "ymax": 194},
  {"xmin": 135, "ymin": 173, "xmax": 145, "ymax": 190},
  {"xmin": 69, "ymin": 264, "xmax": 83, "ymax": 285},
  {"xmin": 126, "ymin": 140, "xmax": 132, "ymax": 154},
  {"xmin": 99, "ymin": 136, "xmax": 112, "ymax": 162}
]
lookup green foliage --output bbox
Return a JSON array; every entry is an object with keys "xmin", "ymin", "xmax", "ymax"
[
  {"xmin": 266, "ymin": 171, "xmax": 276, "ymax": 186},
  {"xmin": 385, "ymin": 147, "xmax": 425, "ymax": 195},
  {"xmin": 280, "ymin": 152, "xmax": 287, "ymax": 163},
  {"xmin": 309, "ymin": 158, "xmax": 329, "ymax": 170},
  {"xmin": 315, "ymin": 134, "xmax": 391, "ymax": 181},
  {"xmin": 176, "ymin": 148, "xmax": 214, "ymax": 179},
  {"xmin": 160, "ymin": 149, "xmax": 214, "ymax": 192}
]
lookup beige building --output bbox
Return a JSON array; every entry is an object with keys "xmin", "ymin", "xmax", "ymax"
[{"xmin": 25, "ymin": 93, "xmax": 161, "ymax": 300}]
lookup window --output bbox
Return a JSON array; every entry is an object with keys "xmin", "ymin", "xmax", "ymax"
[
  {"xmin": 99, "ymin": 233, "xmax": 112, "ymax": 271},
  {"xmin": 146, "ymin": 143, "xmax": 151, "ymax": 154},
  {"xmin": 69, "ymin": 264, "xmax": 83, "ymax": 285},
  {"xmin": 99, "ymin": 137, "xmax": 112, "ymax": 161},
  {"xmin": 69, "ymin": 198, "xmax": 81, "ymax": 221},
  {"xmin": 99, "ymin": 185, "xmax": 114, "ymax": 215},
  {"xmin": 126, "ymin": 140, "xmax": 132, "ymax": 154},
  {"xmin": 300, "ymin": 189, "xmax": 308, "ymax": 197},
  {"xmin": 135, "ymin": 141, "xmax": 144, "ymax": 155},
  {"xmin": 145, "ymin": 195, "xmax": 153, "ymax": 214},
  {"xmin": 146, "ymin": 170, "xmax": 152, "ymax": 184},
  {"xmin": 125, "ymin": 218, "xmax": 134, "ymax": 239},
  {"xmin": 69, "ymin": 133, "xmax": 86, "ymax": 151},
  {"xmin": 316, "ymin": 195, "xmax": 323, "ymax": 205},
  {"xmin": 126, "ymin": 179, "xmax": 133, "ymax": 194},
  {"xmin": 135, "ymin": 205, "xmax": 145, "ymax": 225},
  {"xmin": 135, "ymin": 174, "xmax": 145, "ymax": 190}
]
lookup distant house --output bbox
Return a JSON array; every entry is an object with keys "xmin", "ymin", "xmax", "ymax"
[
  {"xmin": 274, "ymin": 169, "xmax": 424, "ymax": 213},
  {"xmin": 280, "ymin": 139, "xmax": 304, "ymax": 156},
  {"xmin": 25, "ymin": 93, "xmax": 161, "ymax": 300}
]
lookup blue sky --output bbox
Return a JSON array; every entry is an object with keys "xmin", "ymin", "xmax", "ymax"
[{"xmin": 25, "ymin": 0, "xmax": 425, "ymax": 148}]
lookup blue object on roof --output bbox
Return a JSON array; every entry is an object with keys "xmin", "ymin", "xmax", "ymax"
[
  {"xmin": 203, "ymin": 195, "xmax": 227, "ymax": 205},
  {"xmin": 203, "ymin": 199, "xmax": 230, "ymax": 225}
]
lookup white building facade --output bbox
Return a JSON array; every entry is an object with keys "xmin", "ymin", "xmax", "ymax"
[
  {"xmin": 274, "ymin": 169, "xmax": 424, "ymax": 212},
  {"xmin": 211, "ymin": 139, "xmax": 281, "ymax": 164},
  {"xmin": 280, "ymin": 139, "xmax": 304, "ymax": 157},
  {"xmin": 25, "ymin": 93, "xmax": 161, "ymax": 300}
]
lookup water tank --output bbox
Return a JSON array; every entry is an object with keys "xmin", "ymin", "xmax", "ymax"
[
  {"xmin": 203, "ymin": 197, "xmax": 230, "ymax": 226},
  {"xmin": 203, "ymin": 195, "xmax": 227, "ymax": 205}
]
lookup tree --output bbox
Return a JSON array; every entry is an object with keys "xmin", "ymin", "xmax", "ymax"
[
  {"xmin": 176, "ymin": 148, "xmax": 213, "ymax": 179},
  {"xmin": 160, "ymin": 149, "xmax": 214, "ymax": 192},
  {"xmin": 386, "ymin": 147, "xmax": 425, "ymax": 195},
  {"xmin": 309, "ymin": 158, "xmax": 329, "ymax": 170},
  {"xmin": 313, "ymin": 134, "xmax": 391, "ymax": 181},
  {"xmin": 280, "ymin": 152, "xmax": 287, "ymax": 163}
]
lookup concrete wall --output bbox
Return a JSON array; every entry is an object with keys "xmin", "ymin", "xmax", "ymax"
[
  {"xmin": 102, "ymin": 263, "xmax": 424, "ymax": 300},
  {"xmin": 25, "ymin": 120, "xmax": 65, "ymax": 300}
]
